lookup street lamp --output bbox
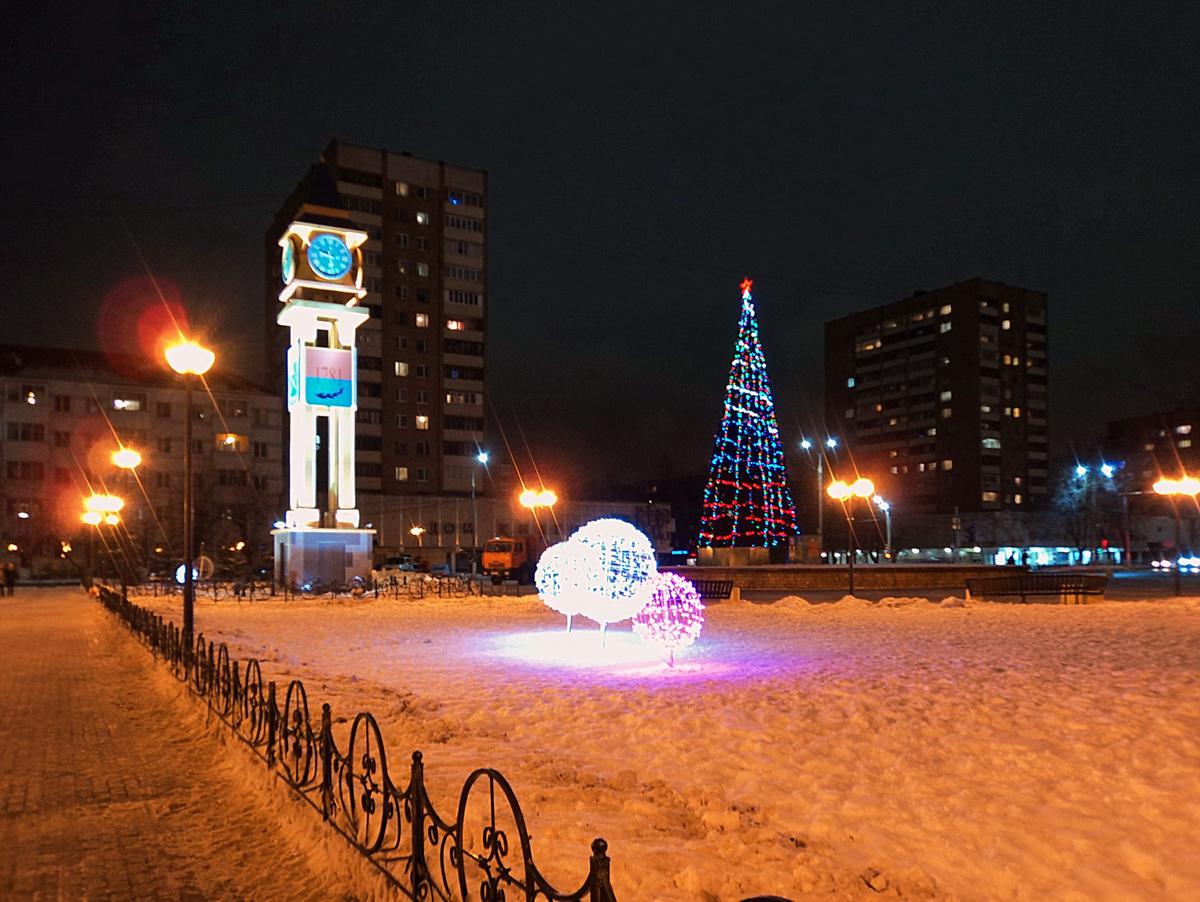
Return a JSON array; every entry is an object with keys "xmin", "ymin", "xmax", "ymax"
[
  {"xmin": 82, "ymin": 495, "xmax": 124, "ymax": 584},
  {"xmin": 873, "ymin": 494, "xmax": 892, "ymax": 559},
  {"xmin": 800, "ymin": 436, "xmax": 838, "ymax": 560},
  {"xmin": 410, "ymin": 525, "xmax": 425, "ymax": 547},
  {"xmin": 470, "ymin": 451, "xmax": 489, "ymax": 575},
  {"xmin": 519, "ymin": 487, "xmax": 559, "ymax": 540},
  {"xmin": 165, "ymin": 337, "xmax": 214, "ymax": 651},
  {"xmin": 827, "ymin": 476, "xmax": 875, "ymax": 595},
  {"xmin": 1154, "ymin": 475, "xmax": 1199, "ymax": 596},
  {"xmin": 111, "ymin": 447, "xmax": 142, "ymax": 470}
]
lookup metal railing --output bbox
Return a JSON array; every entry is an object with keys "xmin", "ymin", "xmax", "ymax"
[{"xmin": 95, "ymin": 584, "xmax": 617, "ymax": 901}]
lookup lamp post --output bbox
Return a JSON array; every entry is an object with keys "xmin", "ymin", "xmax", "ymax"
[
  {"xmin": 471, "ymin": 451, "xmax": 489, "ymax": 575},
  {"xmin": 82, "ymin": 494, "xmax": 124, "ymax": 586},
  {"xmin": 1153, "ymin": 475, "xmax": 1199, "ymax": 597},
  {"xmin": 873, "ymin": 494, "xmax": 892, "ymax": 560},
  {"xmin": 165, "ymin": 338, "xmax": 215, "ymax": 651},
  {"xmin": 800, "ymin": 436, "xmax": 838, "ymax": 561},
  {"xmin": 827, "ymin": 476, "xmax": 875, "ymax": 595}
]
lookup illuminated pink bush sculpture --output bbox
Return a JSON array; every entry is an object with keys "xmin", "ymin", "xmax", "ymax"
[{"xmin": 632, "ymin": 572, "xmax": 705, "ymax": 665}]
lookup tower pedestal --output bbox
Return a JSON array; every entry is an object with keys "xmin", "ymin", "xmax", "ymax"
[{"xmin": 272, "ymin": 528, "xmax": 375, "ymax": 587}]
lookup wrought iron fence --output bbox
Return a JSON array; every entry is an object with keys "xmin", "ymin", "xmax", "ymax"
[{"xmin": 95, "ymin": 584, "xmax": 617, "ymax": 901}]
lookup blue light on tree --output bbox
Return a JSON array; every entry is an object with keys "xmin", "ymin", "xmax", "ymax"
[{"xmin": 698, "ymin": 279, "xmax": 799, "ymax": 547}]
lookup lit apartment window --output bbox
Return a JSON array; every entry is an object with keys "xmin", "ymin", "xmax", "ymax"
[
  {"xmin": 1181, "ymin": 439, "xmax": 1194, "ymax": 449},
  {"xmin": 981, "ymin": 491, "xmax": 999, "ymax": 502},
  {"xmin": 939, "ymin": 322, "xmax": 952, "ymax": 333},
  {"xmin": 1143, "ymin": 442, "xmax": 1155, "ymax": 451},
  {"xmin": 395, "ymin": 182, "xmax": 409, "ymax": 196},
  {"xmin": 1002, "ymin": 302, "xmax": 1010, "ymax": 313},
  {"xmin": 1014, "ymin": 493, "xmax": 1023, "ymax": 504},
  {"xmin": 1003, "ymin": 355, "xmax": 1012, "ymax": 365},
  {"xmin": 447, "ymin": 319, "xmax": 466, "ymax": 331},
  {"xmin": 1177, "ymin": 425, "xmax": 1193, "ymax": 435},
  {"xmin": 939, "ymin": 305, "xmax": 952, "ymax": 315},
  {"xmin": 874, "ymin": 403, "xmax": 883, "ymax": 412},
  {"xmin": 942, "ymin": 459, "xmax": 954, "ymax": 470},
  {"xmin": 397, "ymin": 260, "xmax": 408, "ymax": 274},
  {"xmin": 395, "ymin": 361, "xmax": 409, "ymax": 377},
  {"xmin": 416, "ymin": 262, "xmax": 429, "ymax": 277},
  {"xmin": 846, "ymin": 377, "xmax": 856, "ymax": 388},
  {"xmin": 113, "ymin": 395, "xmax": 144, "ymax": 411},
  {"xmin": 395, "ymin": 466, "xmax": 409, "ymax": 481},
  {"xmin": 416, "ymin": 212, "xmax": 429, "ymax": 225},
  {"xmin": 1001, "ymin": 319, "xmax": 1011, "ymax": 330},
  {"xmin": 1012, "ymin": 407, "xmax": 1022, "ymax": 418},
  {"xmin": 890, "ymin": 466, "xmax": 899, "ymax": 474},
  {"xmin": 939, "ymin": 390, "xmax": 952, "ymax": 401},
  {"xmin": 982, "ymin": 437, "xmax": 1002, "ymax": 449},
  {"xmin": 415, "ymin": 313, "xmax": 429, "ymax": 328},
  {"xmin": 942, "ymin": 407, "xmax": 952, "ymax": 419},
  {"xmin": 415, "ymin": 415, "xmax": 430, "ymax": 430}
]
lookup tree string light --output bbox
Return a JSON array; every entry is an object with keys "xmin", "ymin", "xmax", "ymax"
[{"xmin": 699, "ymin": 279, "xmax": 799, "ymax": 547}]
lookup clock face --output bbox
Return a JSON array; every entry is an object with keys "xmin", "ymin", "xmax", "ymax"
[
  {"xmin": 307, "ymin": 233, "xmax": 353, "ymax": 280},
  {"xmin": 280, "ymin": 239, "xmax": 295, "ymax": 283}
]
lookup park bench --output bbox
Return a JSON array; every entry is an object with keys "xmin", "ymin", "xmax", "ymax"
[
  {"xmin": 965, "ymin": 572, "xmax": 1108, "ymax": 605},
  {"xmin": 690, "ymin": 578, "xmax": 736, "ymax": 601}
]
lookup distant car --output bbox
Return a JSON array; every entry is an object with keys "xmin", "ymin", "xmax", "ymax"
[
  {"xmin": 374, "ymin": 556, "xmax": 417, "ymax": 579},
  {"xmin": 429, "ymin": 563, "xmax": 452, "ymax": 576}
]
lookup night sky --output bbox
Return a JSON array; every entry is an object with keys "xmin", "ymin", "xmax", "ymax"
[{"xmin": 3, "ymin": 2, "xmax": 1198, "ymax": 489}]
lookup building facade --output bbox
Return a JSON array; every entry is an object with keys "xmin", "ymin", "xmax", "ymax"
[
  {"xmin": 824, "ymin": 278, "xmax": 1049, "ymax": 515},
  {"xmin": 0, "ymin": 345, "xmax": 283, "ymax": 576},
  {"xmin": 267, "ymin": 140, "xmax": 488, "ymax": 500},
  {"xmin": 1104, "ymin": 407, "xmax": 1200, "ymax": 487}
]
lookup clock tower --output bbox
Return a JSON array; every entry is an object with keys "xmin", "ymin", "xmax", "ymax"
[{"xmin": 271, "ymin": 164, "xmax": 375, "ymax": 586}]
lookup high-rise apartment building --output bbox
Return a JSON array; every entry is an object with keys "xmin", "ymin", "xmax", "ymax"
[
  {"xmin": 1104, "ymin": 407, "xmax": 1200, "ymax": 487},
  {"xmin": 267, "ymin": 140, "xmax": 487, "ymax": 498},
  {"xmin": 824, "ymin": 278, "xmax": 1049, "ymax": 515}
]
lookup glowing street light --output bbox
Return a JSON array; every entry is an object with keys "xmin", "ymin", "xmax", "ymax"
[
  {"xmin": 470, "ymin": 450, "xmax": 491, "ymax": 575},
  {"xmin": 519, "ymin": 488, "xmax": 558, "ymax": 508},
  {"xmin": 165, "ymin": 335, "xmax": 215, "ymax": 650},
  {"xmin": 164, "ymin": 339, "xmax": 216, "ymax": 376},
  {"xmin": 112, "ymin": 447, "xmax": 142, "ymax": 470},
  {"xmin": 81, "ymin": 511, "xmax": 103, "ymax": 526},
  {"xmin": 800, "ymin": 436, "xmax": 839, "ymax": 559},
  {"xmin": 1153, "ymin": 474, "xmax": 1199, "ymax": 596},
  {"xmin": 826, "ymin": 476, "xmax": 877, "ymax": 594},
  {"xmin": 873, "ymin": 494, "xmax": 893, "ymax": 559},
  {"xmin": 410, "ymin": 525, "xmax": 426, "ymax": 548},
  {"xmin": 84, "ymin": 494, "xmax": 125, "ymax": 513}
]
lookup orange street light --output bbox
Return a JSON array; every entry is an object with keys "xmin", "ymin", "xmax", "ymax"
[
  {"xmin": 519, "ymin": 488, "xmax": 558, "ymax": 508},
  {"xmin": 1153, "ymin": 473, "xmax": 1199, "ymax": 597},
  {"xmin": 84, "ymin": 493, "xmax": 124, "ymax": 513},
  {"xmin": 112, "ymin": 447, "xmax": 142, "ymax": 470},
  {"xmin": 825, "ymin": 476, "xmax": 878, "ymax": 595},
  {"xmin": 81, "ymin": 511, "xmax": 103, "ymax": 526},
  {"xmin": 164, "ymin": 339, "xmax": 215, "ymax": 376}
]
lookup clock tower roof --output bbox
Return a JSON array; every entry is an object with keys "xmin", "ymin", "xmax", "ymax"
[{"xmin": 294, "ymin": 162, "xmax": 351, "ymax": 228}]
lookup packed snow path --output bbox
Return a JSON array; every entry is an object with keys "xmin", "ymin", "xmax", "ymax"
[
  {"xmin": 0, "ymin": 587, "xmax": 343, "ymax": 901},
  {"xmin": 135, "ymin": 589, "xmax": 1200, "ymax": 901}
]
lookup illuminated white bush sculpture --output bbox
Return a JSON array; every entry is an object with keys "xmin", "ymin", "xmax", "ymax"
[
  {"xmin": 535, "ymin": 518, "xmax": 659, "ymax": 633},
  {"xmin": 631, "ymin": 572, "xmax": 705, "ymax": 665},
  {"xmin": 534, "ymin": 539, "xmax": 601, "ymax": 631}
]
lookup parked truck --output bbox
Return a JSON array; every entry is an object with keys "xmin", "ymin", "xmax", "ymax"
[{"xmin": 481, "ymin": 535, "xmax": 546, "ymax": 583}]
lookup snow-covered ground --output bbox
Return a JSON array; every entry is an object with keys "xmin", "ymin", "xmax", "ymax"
[{"xmin": 138, "ymin": 590, "xmax": 1200, "ymax": 901}]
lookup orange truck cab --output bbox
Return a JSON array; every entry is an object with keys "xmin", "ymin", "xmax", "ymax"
[{"xmin": 481, "ymin": 535, "xmax": 545, "ymax": 583}]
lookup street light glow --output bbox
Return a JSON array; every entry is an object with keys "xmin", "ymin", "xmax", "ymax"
[
  {"xmin": 800, "ymin": 439, "xmax": 812, "ymax": 450},
  {"xmin": 1157, "ymin": 475, "xmax": 1200, "ymax": 497},
  {"xmin": 826, "ymin": 480, "xmax": 851, "ymax": 501},
  {"xmin": 477, "ymin": 450, "xmax": 490, "ymax": 464},
  {"xmin": 112, "ymin": 447, "xmax": 142, "ymax": 469},
  {"xmin": 165, "ymin": 339, "xmax": 216, "ymax": 376},
  {"xmin": 519, "ymin": 488, "xmax": 558, "ymax": 508},
  {"xmin": 81, "ymin": 511, "xmax": 103, "ymax": 526},
  {"xmin": 1075, "ymin": 465, "xmax": 1088, "ymax": 477},
  {"xmin": 1100, "ymin": 463, "xmax": 1114, "ymax": 479},
  {"xmin": 873, "ymin": 494, "xmax": 890, "ymax": 512},
  {"xmin": 409, "ymin": 525, "xmax": 426, "ymax": 536},
  {"xmin": 826, "ymin": 437, "xmax": 838, "ymax": 449},
  {"xmin": 84, "ymin": 494, "xmax": 124, "ymax": 513},
  {"xmin": 850, "ymin": 477, "xmax": 875, "ymax": 498}
]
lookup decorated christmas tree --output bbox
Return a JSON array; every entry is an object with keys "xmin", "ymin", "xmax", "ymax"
[{"xmin": 698, "ymin": 279, "xmax": 798, "ymax": 547}]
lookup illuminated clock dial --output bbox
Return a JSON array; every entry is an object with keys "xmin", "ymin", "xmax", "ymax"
[
  {"xmin": 307, "ymin": 233, "xmax": 352, "ymax": 280},
  {"xmin": 280, "ymin": 238, "xmax": 296, "ymax": 283}
]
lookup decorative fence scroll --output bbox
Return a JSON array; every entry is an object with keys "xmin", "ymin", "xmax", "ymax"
[{"xmin": 96, "ymin": 585, "xmax": 617, "ymax": 901}]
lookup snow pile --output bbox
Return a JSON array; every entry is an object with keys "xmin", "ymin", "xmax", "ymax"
[{"xmin": 136, "ymin": 591, "xmax": 1200, "ymax": 900}]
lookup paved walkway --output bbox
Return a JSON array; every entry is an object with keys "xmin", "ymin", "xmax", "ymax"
[{"xmin": 0, "ymin": 587, "xmax": 340, "ymax": 900}]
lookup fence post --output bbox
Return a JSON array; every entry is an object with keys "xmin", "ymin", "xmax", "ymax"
[
  {"xmin": 267, "ymin": 681, "xmax": 277, "ymax": 767},
  {"xmin": 410, "ymin": 751, "xmax": 426, "ymax": 898},
  {"xmin": 589, "ymin": 838, "xmax": 617, "ymax": 902},
  {"xmin": 320, "ymin": 704, "xmax": 333, "ymax": 820}
]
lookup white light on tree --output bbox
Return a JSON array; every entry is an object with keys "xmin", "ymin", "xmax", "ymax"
[
  {"xmin": 534, "ymin": 540, "xmax": 602, "ymax": 631},
  {"xmin": 572, "ymin": 518, "xmax": 658, "ymax": 629}
]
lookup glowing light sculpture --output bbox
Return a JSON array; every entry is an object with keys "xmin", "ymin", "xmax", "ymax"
[
  {"xmin": 632, "ymin": 572, "xmax": 705, "ymax": 666},
  {"xmin": 536, "ymin": 518, "xmax": 658, "ymax": 637},
  {"xmin": 534, "ymin": 540, "xmax": 601, "ymax": 632},
  {"xmin": 698, "ymin": 279, "xmax": 798, "ymax": 548}
]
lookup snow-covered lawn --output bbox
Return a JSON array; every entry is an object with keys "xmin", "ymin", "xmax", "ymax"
[{"xmin": 139, "ymin": 591, "xmax": 1200, "ymax": 901}]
